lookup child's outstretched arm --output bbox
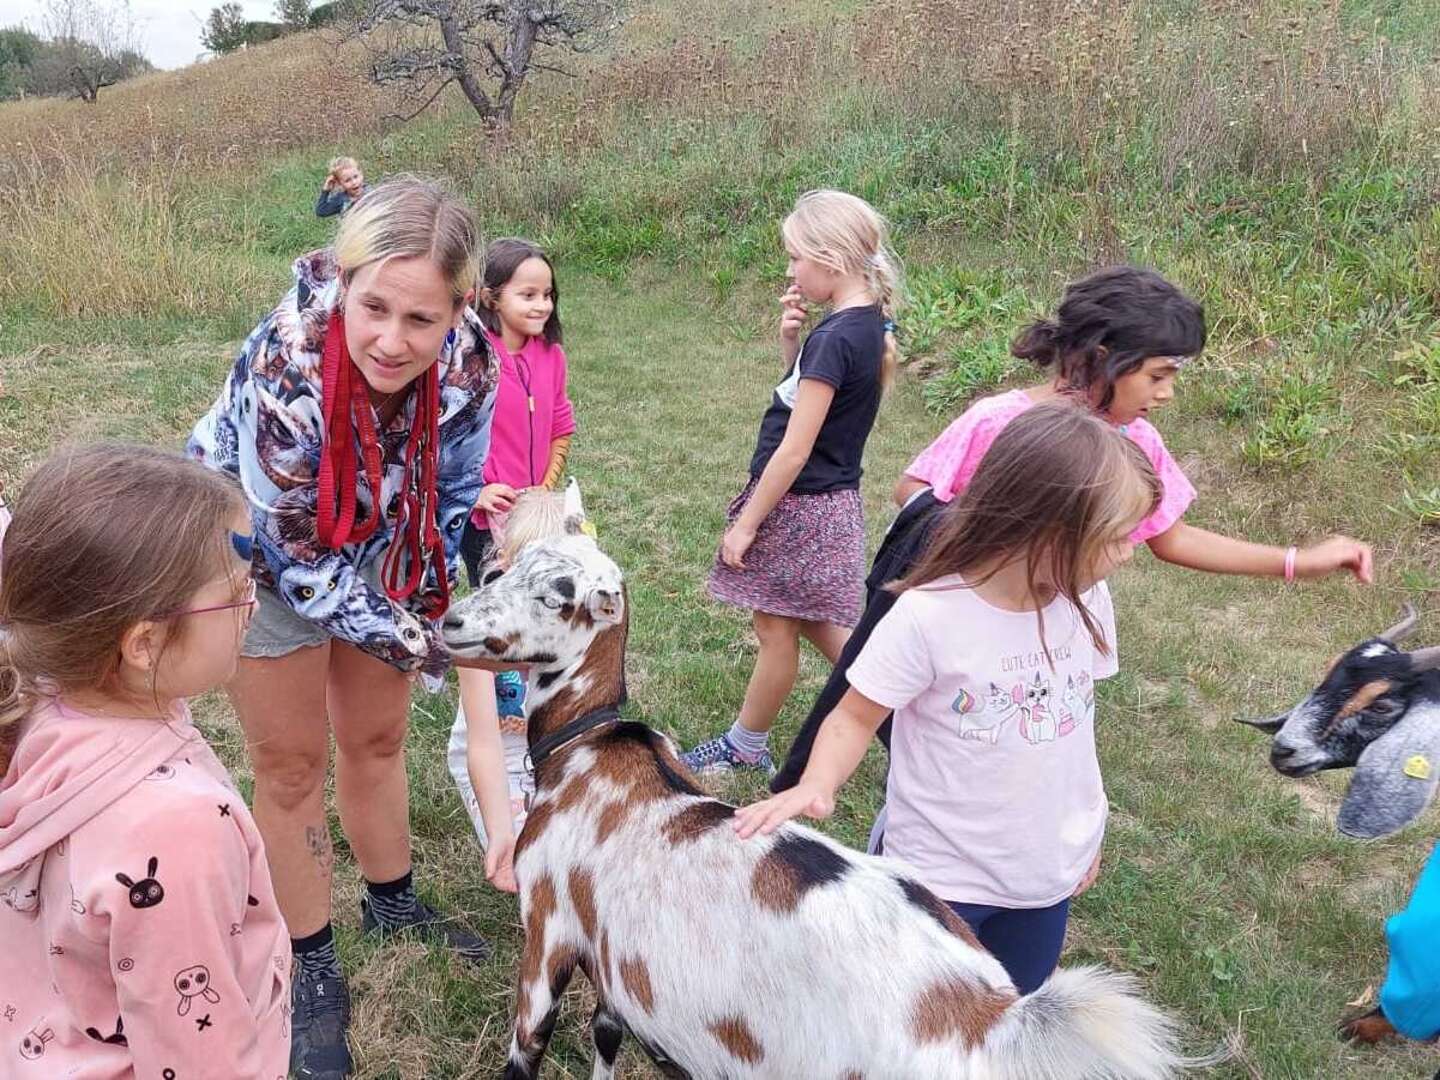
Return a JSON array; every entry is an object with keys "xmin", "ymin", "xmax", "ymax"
[
  {"xmin": 458, "ymin": 669, "xmax": 519, "ymax": 892},
  {"xmin": 1147, "ymin": 522, "xmax": 1373, "ymax": 583},
  {"xmin": 734, "ymin": 688, "xmax": 889, "ymax": 838},
  {"xmin": 721, "ymin": 379, "xmax": 836, "ymax": 568}
]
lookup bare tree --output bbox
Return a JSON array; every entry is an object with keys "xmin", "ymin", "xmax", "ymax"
[
  {"xmin": 340, "ymin": 0, "xmax": 624, "ymax": 128},
  {"xmin": 38, "ymin": 0, "xmax": 147, "ymax": 102}
]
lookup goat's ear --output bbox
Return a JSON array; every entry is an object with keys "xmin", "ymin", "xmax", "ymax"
[
  {"xmin": 1234, "ymin": 712, "xmax": 1287, "ymax": 735},
  {"xmin": 1337, "ymin": 701, "xmax": 1440, "ymax": 839},
  {"xmin": 586, "ymin": 587, "xmax": 624, "ymax": 625}
]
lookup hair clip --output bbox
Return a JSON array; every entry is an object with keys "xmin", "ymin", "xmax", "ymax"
[{"xmin": 231, "ymin": 531, "xmax": 255, "ymax": 562}]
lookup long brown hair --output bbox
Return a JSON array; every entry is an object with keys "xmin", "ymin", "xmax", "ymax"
[
  {"xmin": 898, "ymin": 403, "xmax": 1160, "ymax": 657},
  {"xmin": 0, "ymin": 444, "xmax": 245, "ymax": 747}
]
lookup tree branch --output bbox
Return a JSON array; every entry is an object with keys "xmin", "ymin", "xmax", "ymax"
[{"xmin": 384, "ymin": 75, "xmax": 456, "ymax": 121}]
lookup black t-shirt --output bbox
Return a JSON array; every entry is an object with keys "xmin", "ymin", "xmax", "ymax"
[{"xmin": 749, "ymin": 305, "xmax": 885, "ymax": 493}]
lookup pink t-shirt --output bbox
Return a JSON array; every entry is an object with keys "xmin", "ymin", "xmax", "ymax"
[
  {"xmin": 471, "ymin": 329, "xmax": 577, "ymax": 530},
  {"xmin": 905, "ymin": 389, "xmax": 1195, "ymax": 543},
  {"xmin": 848, "ymin": 576, "xmax": 1119, "ymax": 907}
]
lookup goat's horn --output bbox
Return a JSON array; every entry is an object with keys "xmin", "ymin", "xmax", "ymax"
[
  {"xmin": 1409, "ymin": 646, "xmax": 1440, "ymax": 672},
  {"xmin": 1381, "ymin": 602, "xmax": 1420, "ymax": 644},
  {"xmin": 1233, "ymin": 713, "xmax": 1286, "ymax": 735}
]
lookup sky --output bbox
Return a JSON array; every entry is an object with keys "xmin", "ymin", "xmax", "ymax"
[{"xmin": 6, "ymin": 0, "xmax": 279, "ymax": 70}]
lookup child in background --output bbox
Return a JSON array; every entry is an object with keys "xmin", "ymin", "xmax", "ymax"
[
  {"xmin": 315, "ymin": 156, "xmax": 368, "ymax": 217},
  {"xmin": 683, "ymin": 189, "xmax": 902, "ymax": 777},
  {"xmin": 462, "ymin": 238, "xmax": 576, "ymax": 585},
  {"xmin": 0, "ymin": 444, "xmax": 289, "ymax": 1076},
  {"xmin": 739, "ymin": 406, "xmax": 1157, "ymax": 994},
  {"xmin": 447, "ymin": 488, "xmax": 576, "ymax": 894},
  {"xmin": 771, "ymin": 264, "xmax": 1373, "ymax": 793}
]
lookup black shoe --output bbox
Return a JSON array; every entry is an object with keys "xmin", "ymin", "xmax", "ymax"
[
  {"xmin": 360, "ymin": 896, "xmax": 491, "ymax": 963},
  {"xmin": 289, "ymin": 970, "xmax": 353, "ymax": 1080}
]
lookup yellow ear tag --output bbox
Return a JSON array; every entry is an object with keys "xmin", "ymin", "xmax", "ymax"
[
  {"xmin": 580, "ymin": 520, "xmax": 597, "ymax": 539},
  {"xmin": 1403, "ymin": 754, "xmax": 1432, "ymax": 780}
]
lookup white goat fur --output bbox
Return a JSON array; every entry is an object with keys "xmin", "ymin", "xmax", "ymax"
[{"xmin": 441, "ymin": 534, "xmax": 1189, "ymax": 1080}]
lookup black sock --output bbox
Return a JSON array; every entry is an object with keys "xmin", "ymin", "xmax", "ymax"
[
  {"xmin": 292, "ymin": 923, "xmax": 341, "ymax": 982},
  {"xmin": 364, "ymin": 870, "xmax": 420, "ymax": 929}
]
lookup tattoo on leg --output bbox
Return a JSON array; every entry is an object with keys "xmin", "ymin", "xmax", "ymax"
[{"xmin": 305, "ymin": 825, "xmax": 334, "ymax": 872}]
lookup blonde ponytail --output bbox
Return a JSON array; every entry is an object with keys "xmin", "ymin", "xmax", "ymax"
[
  {"xmin": 864, "ymin": 249, "xmax": 903, "ymax": 393},
  {"xmin": 782, "ymin": 189, "xmax": 905, "ymax": 394}
]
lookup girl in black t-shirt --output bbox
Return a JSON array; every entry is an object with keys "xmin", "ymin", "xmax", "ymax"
[{"xmin": 683, "ymin": 189, "xmax": 902, "ymax": 777}]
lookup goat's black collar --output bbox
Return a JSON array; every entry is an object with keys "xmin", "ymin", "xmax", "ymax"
[{"xmin": 525, "ymin": 699, "xmax": 626, "ymax": 773}]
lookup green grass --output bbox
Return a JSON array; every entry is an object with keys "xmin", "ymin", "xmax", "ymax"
[{"xmin": 3, "ymin": 261, "xmax": 1438, "ymax": 1077}]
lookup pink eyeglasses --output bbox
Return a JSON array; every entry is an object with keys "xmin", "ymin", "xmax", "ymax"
[{"xmin": 163, "ymin": 578, "xmax": 258, "ymax": 620}]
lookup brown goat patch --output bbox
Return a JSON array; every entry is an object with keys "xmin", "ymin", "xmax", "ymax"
[
  {"xmin": 595, "ymin": 797, "xmax": 636, "ymax": 843},
  {"xmin": 569, "ymin": 866, "xmax": 598, "ymax": 942},
  {"xmin": 750, "ymin": 852, "xmax": 802, "ymax": 913},
  {"xmin": 662, "ymin": 800, "xmax": 736, "ymax": 844},
  {"xmin": 1334, "ymin": 680, "xmax": 1394, "ymax": 723},
  {"xmin": 909, "ymin": 979, "xmax": 1015, "ymax": 1047},
  {"xmin": 520, "ymin": 874, "xmax": 559, "ymax": 989},
  {"xmin": 618, "ymin": 954, "xmax": 656, "ymax": 1014},
  {"xmin": 546, "ymin": 945, "xmax": 579, "ymax": 992},
  {"xmin": 1341, "ymin": 1009, "xmax": 1397, "ymax": 1045},
  {"xmin": 529, "ymin": 620, "xmax": 628, "ymax": 743},
  {"xmin": 516, "ymin": 777, "xmax": 589, "ymax": 858},
  {"xmin": 707, "ymin": 1016, "xmax": 764, "ymax": 1064}
]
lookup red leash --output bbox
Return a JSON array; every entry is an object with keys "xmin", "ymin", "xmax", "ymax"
[{"xmin": 317, "ymin": 311, "xmax": 450, "ymax": 618}]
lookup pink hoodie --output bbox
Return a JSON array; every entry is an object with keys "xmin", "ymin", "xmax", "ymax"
[{"xmin": 0, "ymin": 698, "xmax": 290, "ymax": 1079}]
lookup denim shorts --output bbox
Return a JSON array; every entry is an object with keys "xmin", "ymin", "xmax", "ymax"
[{"xmin": 241, "ymin": 583, "xmax": 329, "ymax": 658}]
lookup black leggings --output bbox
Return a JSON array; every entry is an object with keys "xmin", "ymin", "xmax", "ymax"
[{"xmin": 770, "ymin": 490, "xmax": 945, "ymax": 793}]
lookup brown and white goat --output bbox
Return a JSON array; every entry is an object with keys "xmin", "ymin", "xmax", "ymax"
[
  {"xmin": 1237, "ymin": 603, "xmax": 1440, "ymax": 840},
  {"xmin": 1238, "ymin": 603, "xmax": 1440, "ymax": 1050},
  {"xmin": 443, "ymin": 534, "xmax": 1193, "ymax": 1080}
]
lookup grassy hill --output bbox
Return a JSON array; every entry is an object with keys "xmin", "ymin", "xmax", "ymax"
[{"xmin": 3, "ymin": 1, "xmax": 1440, "ymax": 1076}]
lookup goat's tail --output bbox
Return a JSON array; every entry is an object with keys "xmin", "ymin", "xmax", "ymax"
[{"xmin": 982, "ymin": 965, "xmax": 1223, "ymax": 1079}]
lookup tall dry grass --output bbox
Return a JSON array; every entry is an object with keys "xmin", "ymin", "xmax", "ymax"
[{"xmin": 0, "ymin": 146, "xmax": 272, "ymax": 319}]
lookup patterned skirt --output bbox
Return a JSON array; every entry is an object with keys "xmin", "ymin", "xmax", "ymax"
[{"xmin": 707, "ymin": 478, "xmax": 865, "ymax": 627}]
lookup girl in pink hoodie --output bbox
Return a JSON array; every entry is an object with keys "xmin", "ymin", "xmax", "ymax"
[{"xmin": 0, "ymin": 444, "xmax": 290, "ymax": 1079}]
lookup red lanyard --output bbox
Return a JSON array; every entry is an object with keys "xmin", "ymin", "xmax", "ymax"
[{"xmin": 316, "ymin": 311, "xmax": 450, "ymax": 618}]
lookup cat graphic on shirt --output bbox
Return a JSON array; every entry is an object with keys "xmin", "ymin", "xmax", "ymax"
[
  {"xmin": 1017, "ymin": 672, "xmax": 1058, "ymax": 744},
  {"xmin": 1058, "ymin": 671, "xmax": 1093, "ymax": 737},
  {"xmin": 951, "ymin": 682, "xmax": 1022, "ymax": 745}
]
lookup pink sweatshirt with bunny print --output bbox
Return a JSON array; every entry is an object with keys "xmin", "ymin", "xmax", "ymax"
[
  {"xmin": 0, "ymin": 699, "xmax": 290, "ymax": 1079},
  {"xmin": 905, "ymin": 388, "xmax": 1195, "ymax": 541}
]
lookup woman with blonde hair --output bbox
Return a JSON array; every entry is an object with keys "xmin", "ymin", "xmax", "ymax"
[
  {"xmin": 190, "ymin": 176, "xmax": 503, "ymax": 1080},
  {"xmin": 684, "ymin": 188, "xmax": 903, "ymax": 776}
]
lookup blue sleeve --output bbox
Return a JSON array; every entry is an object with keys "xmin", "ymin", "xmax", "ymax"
[
  {"xmin": 315, "ymin": 189, "xmax": 345, "ymax": 217},
  {"xmin": 1380, "ymin": 842, "xmax": 1440, "ymax": 1040}
]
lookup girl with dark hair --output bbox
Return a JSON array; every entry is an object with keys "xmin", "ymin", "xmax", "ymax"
[
  {"xmin": 460, "ymin": 237, "xmax": 576, "ymax": 585},
  {"xmin": 772, "ymin": 265, "xmax": 1373, "ymax": 793}
]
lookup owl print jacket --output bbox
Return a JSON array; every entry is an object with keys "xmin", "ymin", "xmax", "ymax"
[
  {"xmin": 188, "ymin": 249, "xmax": 500, "ymax": 671},
  {"xmin": 0, "ymin": 698, "xmax": 291, "ymax": 1078}
]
